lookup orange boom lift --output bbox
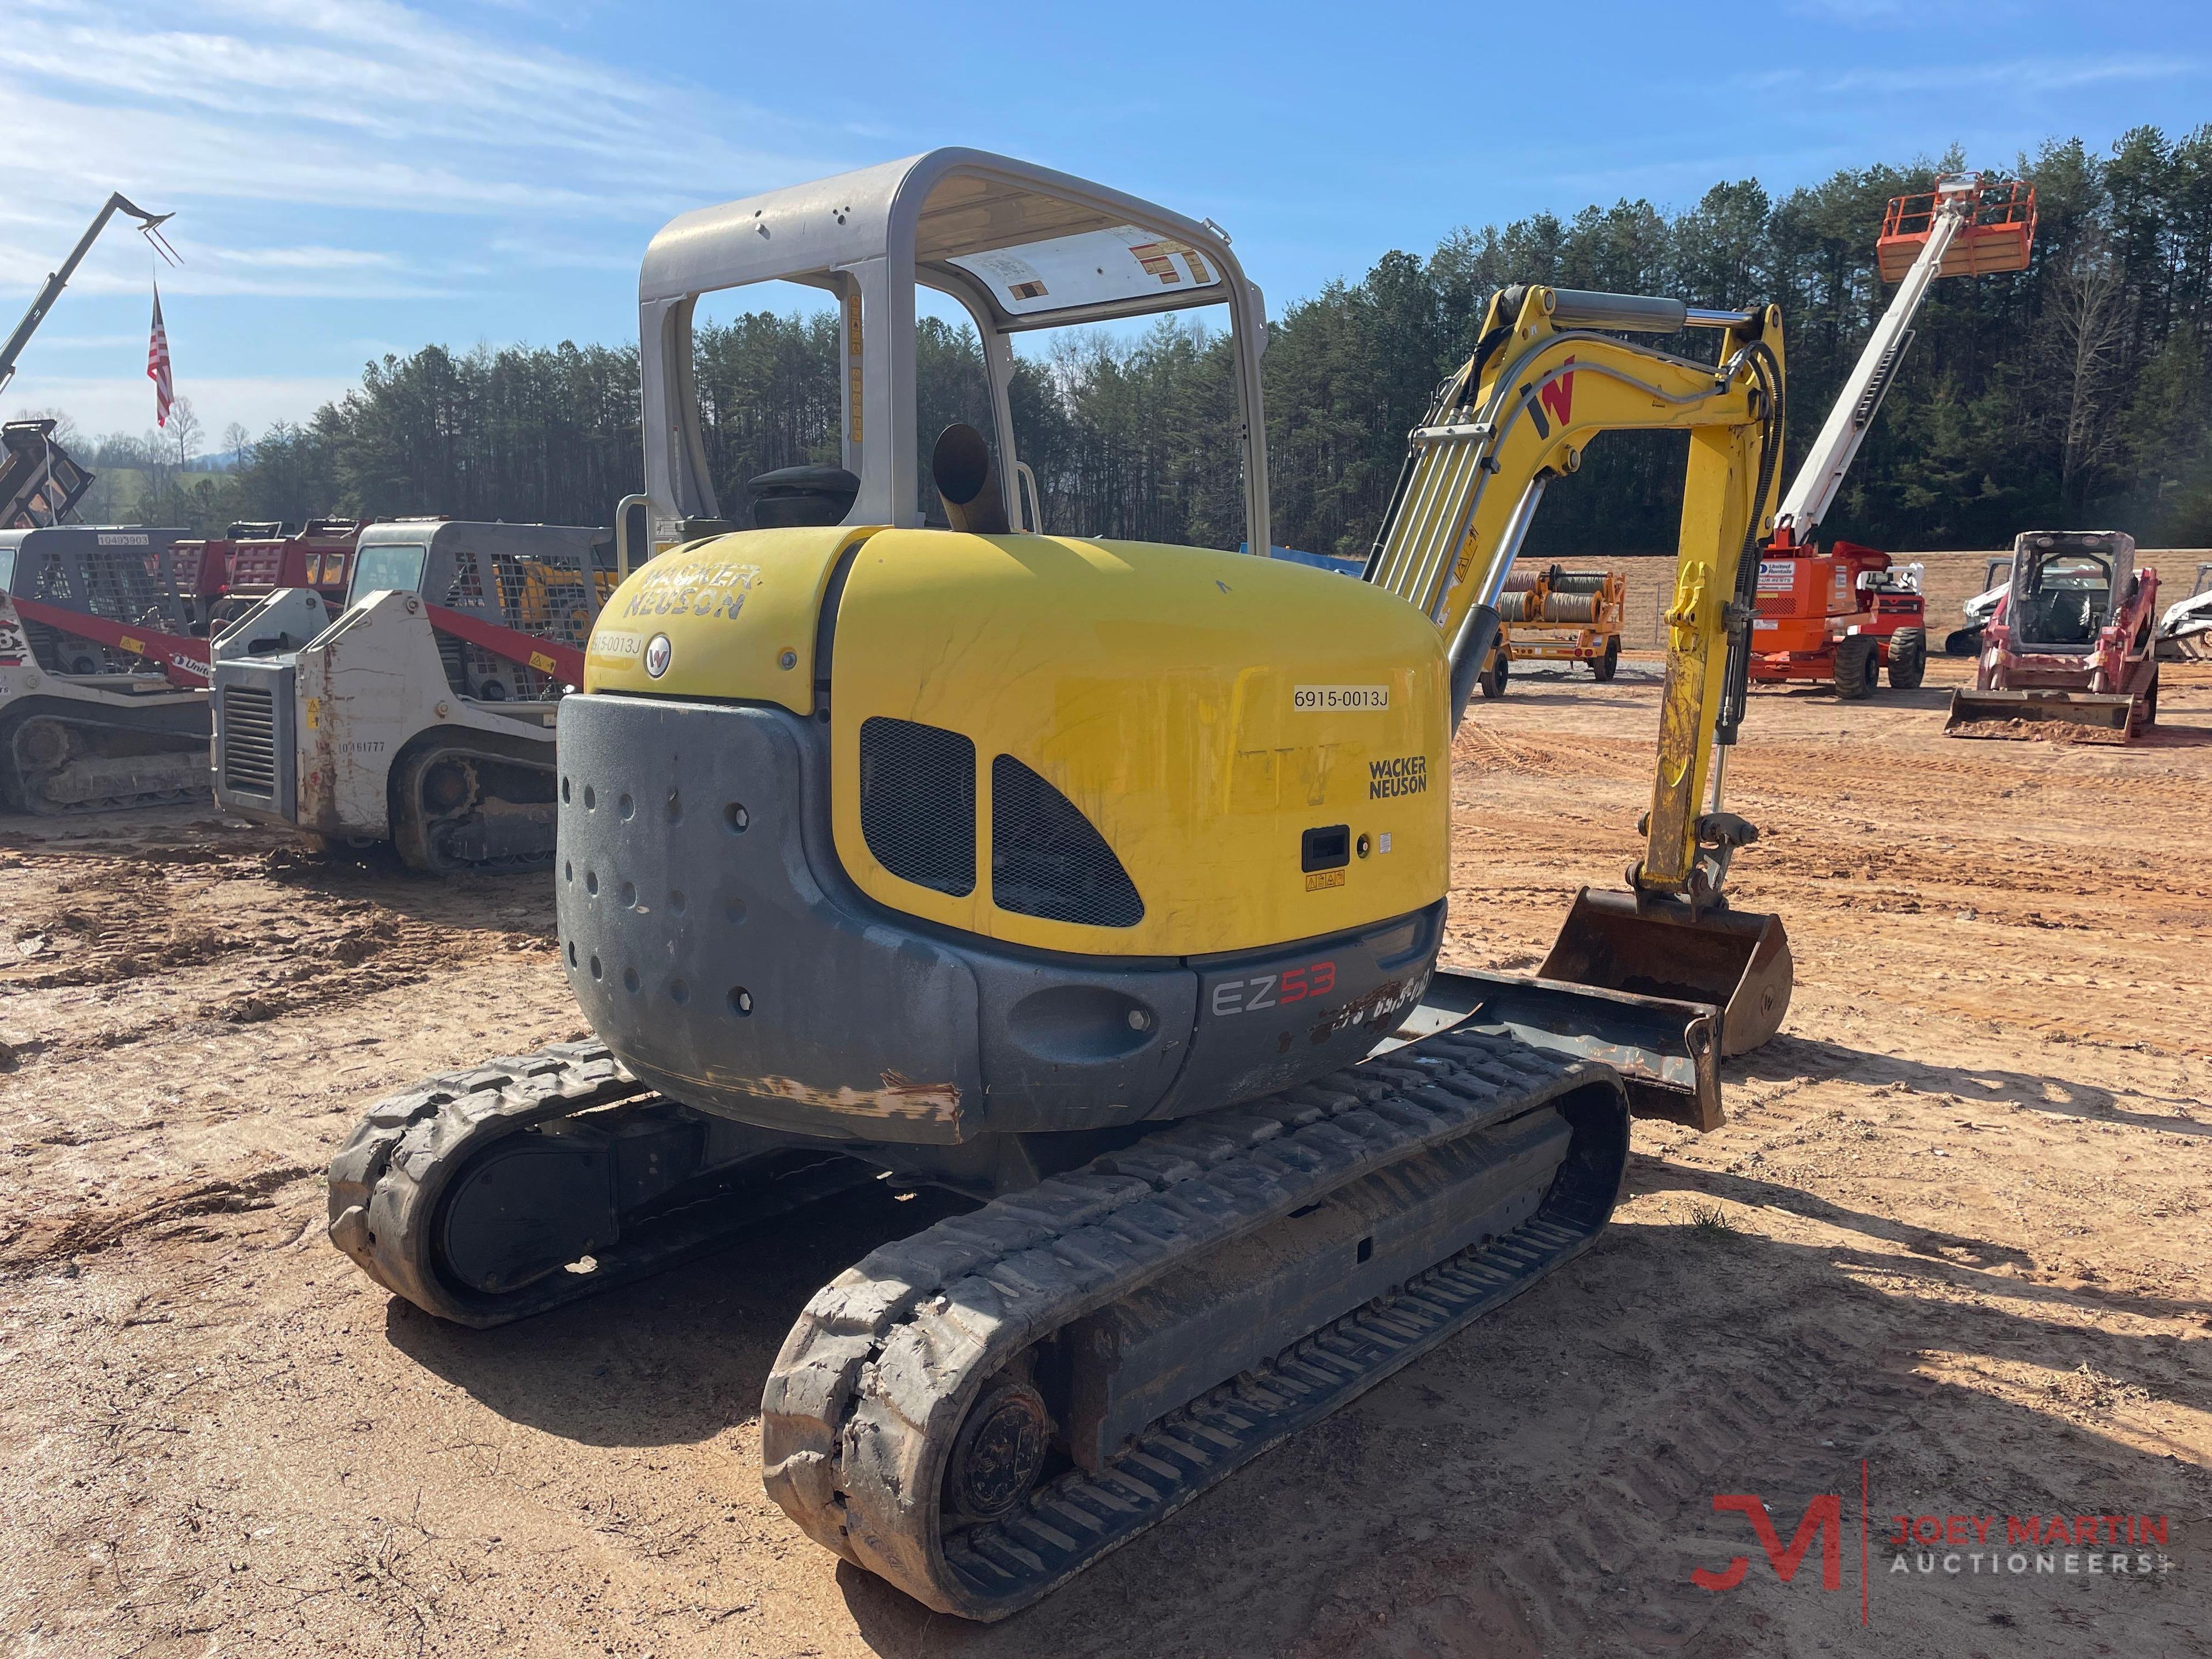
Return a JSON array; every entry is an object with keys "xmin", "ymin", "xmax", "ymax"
[{"xmin": 1752, "ymin": 175, "xmax": 2036, "ymax": 697}]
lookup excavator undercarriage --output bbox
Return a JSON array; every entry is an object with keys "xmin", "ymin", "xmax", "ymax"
[{"xmin": 331, "ymin": 1026, "xmax": 1628, "ymax": 1616}]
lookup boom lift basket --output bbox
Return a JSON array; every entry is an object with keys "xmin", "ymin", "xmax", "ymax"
[{"xmin": 1877, "ymin": 179, "xmax": 2036, "ymax": 283}]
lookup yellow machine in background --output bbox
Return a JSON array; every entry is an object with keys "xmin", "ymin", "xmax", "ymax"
[{"xmin": 327, "ymin": 151, "xmax": 1795, "ymax": 1622}]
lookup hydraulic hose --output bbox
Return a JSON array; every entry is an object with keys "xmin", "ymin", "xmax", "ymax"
[{"xmin": 1714, "ymin": 337, "xmax": 1785, "ymax": 749}]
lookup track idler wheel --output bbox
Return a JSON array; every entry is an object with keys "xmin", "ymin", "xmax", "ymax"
[
  {"xmin": 422, "ymin": 756, "xmax": 477, "ymax": 815},
  {"xmin": 18, "ymin": 718, "xmax": 74, "ymax": 770},
  {"xmin": 943, "ymin": 1377, "xmax": 1053, "ymax": 1524}
]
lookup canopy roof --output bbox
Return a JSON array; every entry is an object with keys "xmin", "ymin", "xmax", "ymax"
[
  {"xmin": 640, "ymin": 149, "xmax": 1237, "ymax": 332},
  {"xmin": 636, "ymin": 149, "xmax": 1268, "ymax": 547}
]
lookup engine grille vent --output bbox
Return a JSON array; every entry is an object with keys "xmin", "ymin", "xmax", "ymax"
[
  {"xmin": 221, "ymin": 685, "xmax": 278, "ymax": 795},
  {"xmin": 990, "ymin": 755, "xmax": 1143, "ymax": 928},
  {"xmin": 859, "ymin": 717, "xmax": 976, "ymax": 896}
]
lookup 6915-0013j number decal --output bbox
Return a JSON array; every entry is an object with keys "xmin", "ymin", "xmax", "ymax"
[
  {"xmin": 1212, "ymin": 959, "xmax": 1335, "ymax": 1017},
  {"xmin": 1293, "ymin": 684, "xmax": 1388, "ymax": 711}
]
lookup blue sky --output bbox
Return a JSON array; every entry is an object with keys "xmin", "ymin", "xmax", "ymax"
[{"xmin": 4, "ymin": 0, "xmax": 2206, "ymax": 448}]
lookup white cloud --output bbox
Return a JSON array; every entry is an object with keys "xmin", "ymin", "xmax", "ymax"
[
  {"xmin": 0, "ymin": 0, "xmax": 865, "ymax": 304},
  {"xmin": 11, "ymin": 376, "xmax": 354, "ymax": 444},
  {"xmin": 1816, "ymin": 54, "xmax": 2199, "ymax": 97}
]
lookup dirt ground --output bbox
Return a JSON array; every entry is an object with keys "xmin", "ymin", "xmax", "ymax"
[{"xmin": 2, "ymin": 653, "xmax": 2207, "ymax": 1658}]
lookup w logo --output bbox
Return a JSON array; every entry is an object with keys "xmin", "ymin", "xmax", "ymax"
[
  {"xmin": 1540, "ymin": 359, "xmax": 1576, "ymax": 427},
  {"xmin": 1527, "ymin": 357, "xmax": 1575, "ymax": 437}
]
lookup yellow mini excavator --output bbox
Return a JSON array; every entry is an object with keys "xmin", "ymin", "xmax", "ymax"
[{"xmin": 325, "ymin": 150, "xmax": 1790, "ymax": 1619}]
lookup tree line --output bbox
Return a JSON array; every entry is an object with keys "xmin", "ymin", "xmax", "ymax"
[{"xmin": 44, "ymin": 124, "xmax": 2212, "ymax": 556}]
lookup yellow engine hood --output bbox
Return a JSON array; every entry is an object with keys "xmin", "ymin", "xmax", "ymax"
[{"xmin": 588, "ymin": 526, "xmax": 1449, "ymax": 958}]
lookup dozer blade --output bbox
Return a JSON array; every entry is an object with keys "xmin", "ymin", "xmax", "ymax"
[
  {"xmin": 1534, "ymin": 886, "xmax": 1792, "ymax": 1060},
  {"xmin": 1944, "ymin": 686, "xmax": 2135, "ymax": 744},
  {"xmin": 1388, "ymin": 966, "xmax": 1722, "ymax": 1131}
]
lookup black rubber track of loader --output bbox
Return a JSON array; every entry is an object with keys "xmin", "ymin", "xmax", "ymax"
[
  {"xmin": 761, "ymin": 1027, "xmax": 1629, "ymax": 1620},
  {"xmin": 2, "ymin": 709, "xmax": 209, "ymax": 815}
]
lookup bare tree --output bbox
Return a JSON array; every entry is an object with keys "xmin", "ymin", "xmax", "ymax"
[
  {"xmin": 221, "ymin": 421, "xmax": 252, "ymax": 469},
  {"xmin": 6, "ymin": 406, "xmax": 81, "ymax": 450},
  {"xmin": 2048, "ymin": 237, "xmax": 2128, "ymax": 512},
  {"xmin": 167, "ymin": 396, "xmax": 202, "ymax": 469}
]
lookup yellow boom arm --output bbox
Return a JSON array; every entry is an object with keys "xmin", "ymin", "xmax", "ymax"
[{"xmin": 1365, "ymin": 283, "xmax": 1785, "ymax": 903}]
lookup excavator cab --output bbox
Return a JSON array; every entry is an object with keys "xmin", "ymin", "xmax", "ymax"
[{"xmin": 635, "ymin": 150, "xmax": 1270, "ymax": 555}]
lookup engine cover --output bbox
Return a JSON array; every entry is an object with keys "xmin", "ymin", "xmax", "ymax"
[{"xmin": 555, "ymin": 694, "xmax": 1443, "ymax": 1143}]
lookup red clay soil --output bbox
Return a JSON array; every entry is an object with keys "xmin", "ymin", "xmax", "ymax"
[{"xmin": 2, "ymin": 654, "xmax": 2206, "ymax": 1657}]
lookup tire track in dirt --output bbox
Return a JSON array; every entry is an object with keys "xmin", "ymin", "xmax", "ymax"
[{"xmin": 0, "ymin": 1163, "xmax": 317, "ymax": 1268}]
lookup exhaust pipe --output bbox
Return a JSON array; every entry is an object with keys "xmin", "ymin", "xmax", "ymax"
[{"xmin": 931, "ymin": 423, "xmax": 1011, "ymax": 536}]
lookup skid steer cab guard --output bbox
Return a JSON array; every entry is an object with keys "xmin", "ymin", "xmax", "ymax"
[{"xmin": 0, "ymin": 526, "xmax": 213, "ymax": 813}]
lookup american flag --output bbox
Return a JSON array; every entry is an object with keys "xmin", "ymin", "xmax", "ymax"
[{"xmin": 147, "ymin": 282, "xmax": 173, "ymax": 428}]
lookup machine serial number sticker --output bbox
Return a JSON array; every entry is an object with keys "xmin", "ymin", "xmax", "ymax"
[
  {"xmin": 1305, "ymin": 867, "xmax": 1346, "ymax": 891},
  {"xmin": 590, "ymin": 630, "xmax": 644, "ymax": 662},
  {"xmin": 1293, "ymin": 684, "xmax": 1388, "ymax": 711}
]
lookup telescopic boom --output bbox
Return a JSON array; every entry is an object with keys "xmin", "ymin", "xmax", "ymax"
[{"xmin": 0, "ymin": 193, "xmax": 176, "ymax": 400}]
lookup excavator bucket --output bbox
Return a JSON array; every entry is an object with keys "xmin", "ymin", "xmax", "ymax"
[
  {"xmin": 1535, "ymin": 887, "xmax": 1793, "ymax": 1060},
  {"xmin": 1944, "ymin": 686, "xmax": 2137, "ymax": 744}
]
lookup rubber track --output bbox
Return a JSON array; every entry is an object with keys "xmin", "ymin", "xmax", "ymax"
[
  {"xmin": 26, "ymin": 782, "xmax": 205, "ymax": 815},
  {"xmin": 6, "ymin": 716, "xmax": 208, "ymax": 815},
  {"xmin": 762, "ymin": 1026, "xmax": 1628, "ymax": 1620},
  {"xmin": 327, "ymin": 1041, "xmax": 660, "ymax": 1326}
]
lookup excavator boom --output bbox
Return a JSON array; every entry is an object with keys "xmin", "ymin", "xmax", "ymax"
[{"xmin": 1365, "ymin": 284, "xmax": 1791, "ymax": 1065}]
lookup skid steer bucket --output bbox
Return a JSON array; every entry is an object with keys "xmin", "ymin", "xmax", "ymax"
[
  {"xmin": 1944, "ymin": 686, "xmax": 2136, "ymax": 743},
  {"xmin": 1533, "ymin": 887, "xmax": 1792, "ymax": 1060}
]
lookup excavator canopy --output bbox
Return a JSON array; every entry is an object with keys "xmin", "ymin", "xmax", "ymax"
[{"xmin": 635, "ymin": 149, "xmax": 1270, "ymax": 558}]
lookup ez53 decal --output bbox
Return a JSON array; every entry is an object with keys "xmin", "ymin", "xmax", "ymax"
[{"xmin": 1211, "ymin": 959, "xmax": 1336, "ymax": 1017}]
